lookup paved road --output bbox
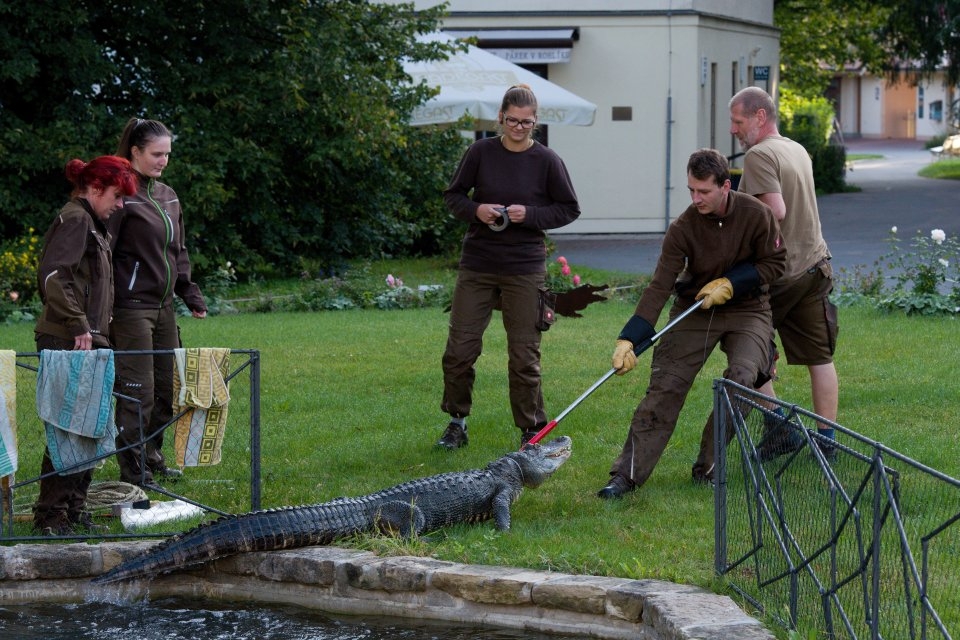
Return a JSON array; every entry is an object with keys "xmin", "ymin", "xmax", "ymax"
[{"xmin": 551, "ymin": 139, "xmax": 960, "ymax": 278}]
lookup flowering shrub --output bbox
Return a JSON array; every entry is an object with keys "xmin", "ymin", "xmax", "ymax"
[
  {"xmin": 374, "ymin": 273, "xmax": 419, "ymax": 309},
  {"xmin": 0, "ymin": 231, "xmax": 40, "ymax": 323},
  {"xmin": 876, "ymin": 227, "xmax": 960, "ymax": 315},
  {"xmin": 545, "ymin": 256, "xmax": 581, "ymax": 292}
]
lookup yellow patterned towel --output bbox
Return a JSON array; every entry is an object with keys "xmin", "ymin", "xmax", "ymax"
[
  {"xmin": 0, "ymin": 350, "xmax": 17, "ymax": 478},
  {"xmin": 172, "ymin": 348, "xmax": 231, "ymax": 467}
]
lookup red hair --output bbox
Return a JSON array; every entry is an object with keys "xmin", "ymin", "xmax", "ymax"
[{"xmin": 64, "ymin": 156, "xmax": 138, "ymax": 198}]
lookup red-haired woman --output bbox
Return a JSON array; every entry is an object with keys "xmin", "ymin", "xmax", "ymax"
[{"xmin": 33, "ymin": 155, "xmax": 137, "ymax": 535}]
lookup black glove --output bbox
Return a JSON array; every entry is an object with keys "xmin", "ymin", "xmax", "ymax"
[
  {"xmin": 723, "ymin": 262, "xmax": 761, "ymax": 299},
  {"xmin": 618, "ymin": 315, "xmax": 656, "ymax": 355}
]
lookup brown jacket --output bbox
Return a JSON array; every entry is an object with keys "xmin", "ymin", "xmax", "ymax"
[
  {"xmin": 106, "ymin": 174, "xmax": 206, "ymax": 312},
  {"xmin": 443, "ymin": 136, "xmax": 580, "ymax": 275},
  {"xmin": 635, "ymin": 190, "xmax": 786, "ymax": 326},
  {"xmin": 35, "ymin": 199, "xmax": 113, "ymax": 346}
]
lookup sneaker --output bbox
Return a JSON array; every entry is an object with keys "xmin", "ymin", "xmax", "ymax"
[
  {"xmin": 597, "ymin": 475, "xmax": 634, "ymax": 500},
  {"xmin": 436, "ymin": 422, "xmax": 468, "ymax": 450},
  {"xmin": 756, "ymin": 414, "xmax": 805, "ymax": 462}
]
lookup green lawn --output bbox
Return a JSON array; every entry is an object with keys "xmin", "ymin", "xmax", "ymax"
[
  {"xmin": 920, "ymin": 156, "xmax": 960, "ymax": 179},
  {"xmin": 3, "ymin": 290, "xmax": 957, "ymax": 581}
]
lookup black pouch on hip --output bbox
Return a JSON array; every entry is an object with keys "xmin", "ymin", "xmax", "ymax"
[{"xmin": 536, "ymin": 288, "xmax": 557, "ymax": 332}]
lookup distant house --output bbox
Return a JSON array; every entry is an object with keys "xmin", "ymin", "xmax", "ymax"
[
  {"xmin": 391, "ymin": 0, "xmax": 779, "ymax": 235},
  {"xmin": 829, "ymin": 66, "xmax": 959, "ymax": 141}
]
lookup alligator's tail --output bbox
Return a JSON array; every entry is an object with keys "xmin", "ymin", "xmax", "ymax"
[{"xmin": 92, "ymin": 502, "xmax": 368, "ymax": 584}]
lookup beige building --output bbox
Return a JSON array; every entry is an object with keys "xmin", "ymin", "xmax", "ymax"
[
  {"xmin": 829, "ymin": 68, "xmax": 959, "ymax": 140},
  {"xmin": 392, "ymin": 0, "xmax": 780, "ymax": 234}
]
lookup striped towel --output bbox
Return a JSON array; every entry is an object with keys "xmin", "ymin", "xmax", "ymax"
[
  {"xmin": 0, "ymin": 350, "xmax": 17, "ymax": 477},
  {"xmin": 173, "ymin": 348, "xmax": 231, "ymax": 467},
  {"xmin": 37, "ymin": 349, "xmax": 116, "ymax": 474}
]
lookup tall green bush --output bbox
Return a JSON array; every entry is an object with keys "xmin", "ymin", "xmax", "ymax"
[
  {"xmin": 779, "ymin": 88, "xmax": 847, "ymax": 192},
  {"xmin": 0, "ymin": 1, "xmax": 467, "ymax": 281}
]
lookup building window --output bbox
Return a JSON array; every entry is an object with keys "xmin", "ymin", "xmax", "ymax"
[{"xmin": 930, "ymin": 100, "xmax": 943, "ymax": 122}]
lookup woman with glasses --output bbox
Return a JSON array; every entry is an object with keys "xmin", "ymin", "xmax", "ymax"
[
  {"xmin": 436, "ymin": 83, "xmax": 581, "ymax": 451},
  {"xmin": 107, "ymin": 117, "xmax": 207, "ymax": 488}
]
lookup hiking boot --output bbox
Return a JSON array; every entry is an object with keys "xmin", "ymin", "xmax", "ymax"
[
  {"xmin": 692, "ymin": 465, "xmax": 715, "ymax": 488},
  {"xmin": 520, "ymin": 429, "xmax": 540, "ymax": 448},
  {"xmin": 597, "ymin": 475, "xmax": 634, "ymax": 500},
  {"xmin": 151, "ymin": 466, "xmax": 183, "ymax": 482},
  {"xmin": 70, "ymin": 511, "xmax": 109, "ymax": 534},
  {"xmin": 756, "ymin": 414, "xmax": 805, "ymax": 462},
  {"xmin": 33, "ymin": 512, "xmax": 72, "ymax": 536},
  {"xmin": 436, "ymin": 422, "xmax": 468, "ymax": 450},
  {"xmin": 813, "ymin": 437, "xmax": 838, "ymax": 463}
]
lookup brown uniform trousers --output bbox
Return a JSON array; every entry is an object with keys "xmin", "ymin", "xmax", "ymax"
[
  {"xmin": 110, "ymin": 304, "xmax": 180, "ymax": 485},
  {"xmin": 441, "ymin": 269, "xmax": 547, "ymax": 433},
  {"xmin": 610, "ymin": 304, "xmax": 774, "ymax": 488}
]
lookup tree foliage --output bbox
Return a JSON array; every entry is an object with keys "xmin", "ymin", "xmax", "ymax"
[
  {"xmin": 776, "ymin": 0, "xmax": 960, "ymax": 97},
  {"xmin": 884, "ymin": 0, "xmax": 960, "ymax": 87},
  {"xmin": 775, "ymin": 0, "xmax": 893, "ymax": 97},
  {"xmin": 0, "ymin": 0, "xmax": 469, "ymax": 278}
]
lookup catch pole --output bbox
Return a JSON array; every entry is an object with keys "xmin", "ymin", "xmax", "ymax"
[{"xmin": 524, "ymin": 300, "xmax": 704, "ymax": 448}]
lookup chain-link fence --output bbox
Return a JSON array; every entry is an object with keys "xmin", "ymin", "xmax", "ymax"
[
  {"xmin": 0, "ymin": 349, "xmax": 261, "ymax": 541},
  {"xmin": 714, "ymin": 379, "xmax": 959, "ymax": 639}
]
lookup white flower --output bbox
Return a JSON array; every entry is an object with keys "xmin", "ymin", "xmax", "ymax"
[
  {"xmin": 891, "ymin": 226, "xmax": 897, "ymax": 233},
  {"xmin": 939, "ymin": 258, "xmax": 949, "ymax": 268},
  {"xmin": 931, "ymin": 229, "xmax": 946, "ymax": 244}
]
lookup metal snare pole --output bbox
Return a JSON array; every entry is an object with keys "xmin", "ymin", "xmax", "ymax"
[{"xmin": 523, "ymin": 299, "xmax": 704, "ymax": 448}]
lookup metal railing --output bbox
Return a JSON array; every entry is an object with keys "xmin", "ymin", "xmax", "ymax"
[
  {"xmin": 713, "ymin": 379, "xmax": 959, "ymax": 639},
  {"xmin": 1, "ymin": 349, "xmax": 261, "ymax": 541}
]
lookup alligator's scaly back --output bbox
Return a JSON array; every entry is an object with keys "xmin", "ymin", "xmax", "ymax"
[{"xmin": 93, "ymin": 436, "xmax": 572, "ymax": 584}]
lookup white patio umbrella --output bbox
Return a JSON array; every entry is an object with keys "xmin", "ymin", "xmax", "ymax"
[{"xmin": 405, "ymin": 32, "xmax": 596, "ymax": 128}]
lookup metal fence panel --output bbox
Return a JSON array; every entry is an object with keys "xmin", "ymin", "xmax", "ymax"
[
  {"xmin": 714, "ymin": 379, "xmax": 959, "ymax": 639},
  {"xmin": 1, "ymin": 349, "xmax": 261, "ymax": 541}
]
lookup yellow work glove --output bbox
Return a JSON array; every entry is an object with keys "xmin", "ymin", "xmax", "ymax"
[
  {"xmin": 695, "ymin": 277, "xmax": 733, "ymax": 309},
  {"xmin": 612, "ymin": 339, "xmax": 637, "ymax": 375}
]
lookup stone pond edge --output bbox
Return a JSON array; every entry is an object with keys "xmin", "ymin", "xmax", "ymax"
[{"xmin": 0, "ymin": 542, "xmax": 775, "ymax": 640}]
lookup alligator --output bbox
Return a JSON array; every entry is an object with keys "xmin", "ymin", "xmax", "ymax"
[{"xmin": 93, "ymin": 435, "xmax": 572, "ymax": 584}]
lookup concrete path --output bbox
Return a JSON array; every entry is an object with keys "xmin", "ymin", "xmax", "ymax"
[{"xmin": 551, "ymin": 139, "xmax": 960, "ymax": 277}]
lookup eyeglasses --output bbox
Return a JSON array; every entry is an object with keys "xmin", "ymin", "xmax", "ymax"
[{"xmin": 503, "ymin": 116, "xmax": 537, "ymax": 129}]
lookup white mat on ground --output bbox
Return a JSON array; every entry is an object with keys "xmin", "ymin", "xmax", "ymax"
[{"xmin": 119, "ymin": 499, "xmax": 206, "ymax": 531}]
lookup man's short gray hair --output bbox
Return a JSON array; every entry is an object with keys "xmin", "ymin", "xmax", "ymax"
[{"xmin": 730, "ymin": 87, "xmax": 777, "ymax": 123}]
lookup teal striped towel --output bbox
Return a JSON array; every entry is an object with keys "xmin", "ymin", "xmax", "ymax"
[{"xmin": 37, "ymin": 349, "xmax": 116, "ymax": 474}]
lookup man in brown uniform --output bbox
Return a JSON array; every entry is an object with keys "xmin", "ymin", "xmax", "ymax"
[
  {"xmin": 598, "ymin": 149, "xmax": 785, "ymax": 499},
  {"xmin": 702, "ymin": 86, "xmax": 839, "ymax": 469}
]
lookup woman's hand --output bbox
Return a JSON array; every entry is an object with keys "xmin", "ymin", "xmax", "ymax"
[
  {"xmin": 504, "ymin": 204, "xmax": 527, "ymax": 224},
  {"xmin": 476, "ymin": 203, "xmax": 506, "ymax": 225},
  {"xmin": 74, "ymin": 332, "xmax": 93, "ymax": 350},
  {"xmin": 476, "ymin": 204, "xmax": 526, "ymax": 225}
]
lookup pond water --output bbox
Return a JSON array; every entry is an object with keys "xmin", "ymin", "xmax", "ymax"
[{"xmin": 0, "ymin": 598, "xmax": 562, "ymax": 640}]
